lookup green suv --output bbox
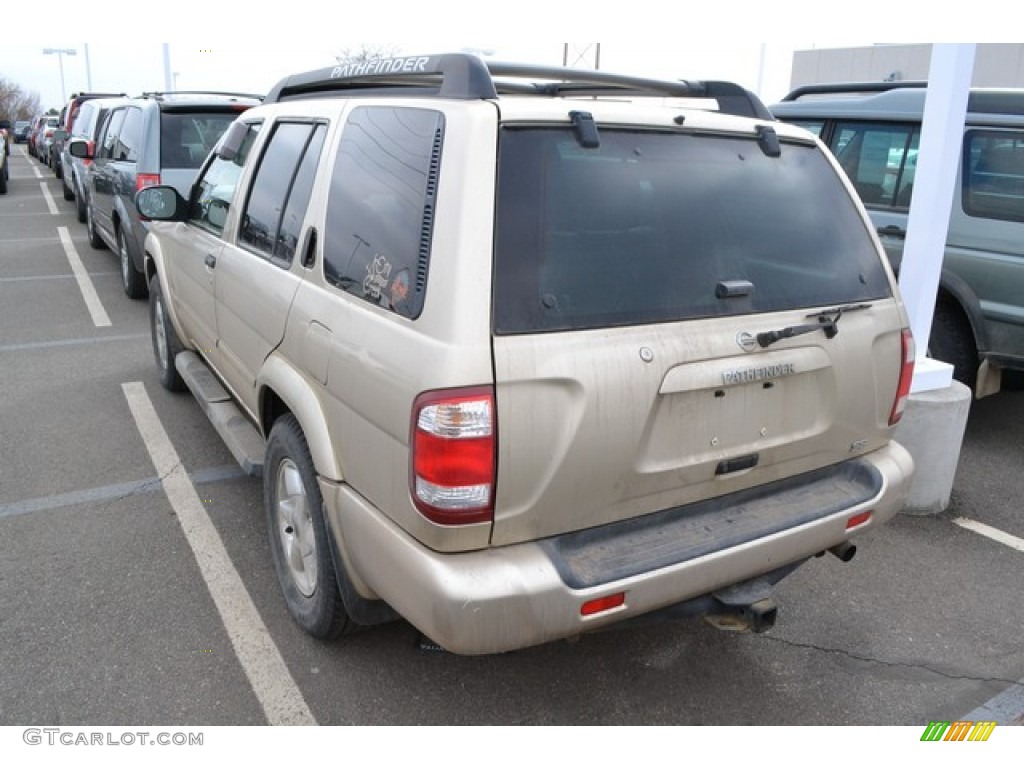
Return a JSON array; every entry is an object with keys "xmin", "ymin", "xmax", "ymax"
[
  {"xmin": 135, "ymin": 55, "xmax": 915, "ymax": 654},
  {"xmin": 771, "ymin": 82, "xmax": 1024, "ymax": 395}
]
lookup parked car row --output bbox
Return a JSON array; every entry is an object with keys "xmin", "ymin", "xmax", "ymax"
[
  {"xmin": 31, "ymin": 89, "xmax": 261, "ymax": 301},
  {"xmin": 26, "ymin": 114, "xmax": 60, "ymax": 167}
]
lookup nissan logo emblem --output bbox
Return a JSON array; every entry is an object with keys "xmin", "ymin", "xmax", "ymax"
[{"xmin": 736, "ymin": 331, "xmax": 757, "ymax": 352}]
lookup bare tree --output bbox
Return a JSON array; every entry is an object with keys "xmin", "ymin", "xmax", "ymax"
[
  {"xmin": 334, "ymin": 45, "xmax": 400, "ymax": 66},
  {"xmin": 0, "ymin": 77, "xmax": 42, "ymax": 121}
]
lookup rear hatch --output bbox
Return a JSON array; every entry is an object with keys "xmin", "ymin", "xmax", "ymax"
[
  {"xmin": 159, "ymin": 108, "xmax": 251, "ymax": 195},
  {"xmin": 490, "ymin": 119, "xmax": 907, "ymax": 546}
]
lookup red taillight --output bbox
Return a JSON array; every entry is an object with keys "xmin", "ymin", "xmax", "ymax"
[
  {"xmin": 889, "ymin": 328, "xmax": 915, "ymax": 426},
  {"xmin": 136, "ymin": 173, "xmax": 161, "ymax": 192},
  {"xmin": 410, "ymin": 386, "xmax": 495, "ymax": 525}
]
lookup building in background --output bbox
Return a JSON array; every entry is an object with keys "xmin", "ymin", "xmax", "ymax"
[{"xmin": 791, "ymin": 43, "xmax": 1024, "ymax": 89}]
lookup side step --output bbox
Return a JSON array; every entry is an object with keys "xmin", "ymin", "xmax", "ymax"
[{"xmin": 175, "ymin": 351, "xmax": 265, "ymax": 477}]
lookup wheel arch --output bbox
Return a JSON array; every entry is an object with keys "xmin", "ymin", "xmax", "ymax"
[
  {"xmin": 258, "ymin": 355, "xmax": 343, "ymax": 483},
  {"xmin": 935, "ymin": 270, "xmax": 988, "ymax": 355}
]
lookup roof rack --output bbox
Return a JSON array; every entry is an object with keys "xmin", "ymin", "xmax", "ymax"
[
  {"xmin": 137, "ymin": 91, "xmax": 264, "ymax": 101},
  {"xmin": 263, "ymin": 53, "xmax": 773, "ymax": 119},
  {"xmin": 780, "ymin": 81, "xmax": 928, "ymax": 102}
]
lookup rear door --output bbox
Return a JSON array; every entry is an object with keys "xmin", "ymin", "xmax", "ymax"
[
  {"xmin": 90, "ymin": 107, "xmax": 128, "ymax": 240},
  {"xmin": 490, "ymin": 123, "xmax": 908, "ymax": 545},
  {"xmin": 213, "ymin": 119, "xmax": 327, "ymax": 414}
]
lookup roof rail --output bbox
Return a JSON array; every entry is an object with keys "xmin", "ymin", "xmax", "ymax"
[
  {"xmin": 780, "ymin": 81, "xmax": 928, "ymax": 102},
  {"xmin": 263, "ymin": 53, "xmax": 773, "ymax": 119},
  {"xmin": 137, "ymin": 90, "xmax": 264, "ymax": 101}
]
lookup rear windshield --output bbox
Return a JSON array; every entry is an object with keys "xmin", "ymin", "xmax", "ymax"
[
  {"xmin": 160, "ymin": 112, "xmax": 239, "ymax": 169},
  {"xmin": 493, "ymin": 128, "xmax": 893, "ymax": 334}
]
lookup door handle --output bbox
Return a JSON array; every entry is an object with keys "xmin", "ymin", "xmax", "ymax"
[
  {"xmin": 877, "ymin": 225, "xmax": 906, "ymax": 240},
  {"xmin": 205, "ymin": 253, "xmax": 217, "ymax": 269}
]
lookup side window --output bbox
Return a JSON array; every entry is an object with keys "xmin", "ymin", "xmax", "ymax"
[
  {"xmin": 239, "ymin": 121, "xmax": 326, "ymax": 264},
  {"xmin": 72, "ymin": 103, "xmax": 94, "ymax": 137},
  {"xmin": 324, "ymin": 106, "xmax": 444, "ymax": 318},
  {"xmin": 963, "ymin": 130, "xmax": 1024, "ymax": 223},
  {"xmin": 98, "ymin": 109, "xmax": 125, "ymax": 160},
  {"xmin": 829, "ymin": 121, "xmax": 918, "ymax": 209},
  {"xmin": 189, "ymin": 122, "xmax": 261, "ymax": 236},
  {"xmin": 115, "ymin": 107, "xmax": 143, "ymax": 162}
]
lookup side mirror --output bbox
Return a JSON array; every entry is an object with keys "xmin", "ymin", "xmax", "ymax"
[
  {"xmin": 214, "ymin": 119, "xmax": 249, "ymax": 162},
  {"xmin": 68, "ymin": 139, "xmax": 92, "ymax": 159},
  {"xmin": 136, "ymin": 186, "xmax": 188, "ymax": 221}
]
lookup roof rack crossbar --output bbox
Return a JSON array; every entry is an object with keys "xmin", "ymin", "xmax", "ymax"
[{"xmin": 263, "ymin": 53, "xmax": 773, "ymax": 119}]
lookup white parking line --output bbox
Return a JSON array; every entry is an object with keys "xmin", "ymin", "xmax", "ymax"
[
  {"xmin": 953, "ymin": 517, "xmax": 1024, "ymax": 553},
  {"xmin": 57, "ymin": 226, "xmax": 112, "ymax": 327},
  {"xmin": 39, "ymin": 180, "xmax": 58, "ymax": 213},
  {"xmin": 121, "ymin": 381, "xmax": 317, "ymax": 726}
]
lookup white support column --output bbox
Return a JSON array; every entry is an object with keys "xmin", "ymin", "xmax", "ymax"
[
  {"xmin": 898, "ymin": 44, "xmax": 976, "ymax": 393},
  {"xmin": 893, "ymin": 44, "xmax": 977, "ymax": 515}
]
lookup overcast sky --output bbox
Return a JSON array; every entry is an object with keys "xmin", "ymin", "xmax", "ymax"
[
  {"xmin": 0, "ymin": 2, "xmax": 1007, "ymax": 114},
  {"xmin": 2, "ymin": 41, "xmax": 827, "ymax": 113}
]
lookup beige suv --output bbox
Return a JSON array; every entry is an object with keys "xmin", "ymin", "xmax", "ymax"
[{"xmin": 136, "ymin": 54, "xmax": 915, "ymax": 654}]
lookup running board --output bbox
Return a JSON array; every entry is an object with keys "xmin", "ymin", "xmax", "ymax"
[{"xmin": 175, "ymin": 351, "xmax": 265, "ymax": 477}]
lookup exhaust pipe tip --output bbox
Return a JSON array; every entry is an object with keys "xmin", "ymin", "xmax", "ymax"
[{"xmin": 828, "ymin": 541, "xmax": 857, "ymax": 562}]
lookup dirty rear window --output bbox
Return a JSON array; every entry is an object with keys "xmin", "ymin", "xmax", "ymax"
[{"xmin": 493, "ymin": 128, "xmax": 893, "ymax": 334}]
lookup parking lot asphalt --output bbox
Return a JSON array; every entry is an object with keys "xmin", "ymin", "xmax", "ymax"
[{"xmin": 0, "ymin": 146, "xmax": 1021, "ymax": 736}]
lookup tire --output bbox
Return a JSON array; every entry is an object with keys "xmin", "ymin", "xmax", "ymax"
[
  {"xmin": 119, "ymin": 227, "xmax": 147, "ymax": 299},
  {"xmin": 75, "ymin": 178, "xmax": 87, "ymax": 223},
  {"xmin": 148, "ymin": 274, "xmax": 186, "ymax": 392},
  {"xmin": 929, "ymin": 296, "xmax": 978, "ymax": 390},
  {"xmin": 265, "ymin": 414, "xmax": 353, "ymax": 640},
  {"xmin": 85, "ymin": 200, "xmax": 106, "ymax": 250},
  {"xmin": 62, "ymin": 168, "xmax": 75, "ymax": 201}
]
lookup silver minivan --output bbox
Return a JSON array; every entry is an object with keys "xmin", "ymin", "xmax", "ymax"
[{"xmin": 771, "ymin": 82, "xmax": 1024, "ymax": 395}]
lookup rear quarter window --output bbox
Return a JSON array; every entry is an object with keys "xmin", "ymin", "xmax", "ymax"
[
  {"xmin": 494, "ymin": 127, "xmax": 892, "ymax": 334},
  {"xmin": 323, "ymin": 106, "xmax": 443, "ymax": 319}
]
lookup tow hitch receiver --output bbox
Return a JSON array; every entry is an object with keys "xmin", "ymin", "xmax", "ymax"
[{"xmin": 704, "ymin": 578, "xmax": 779, "ymax": 633}]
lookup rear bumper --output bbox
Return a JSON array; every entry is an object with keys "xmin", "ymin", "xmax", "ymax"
[{"xmin": 321, "ymin": 440, "xmax": 913, "ymax": 655}]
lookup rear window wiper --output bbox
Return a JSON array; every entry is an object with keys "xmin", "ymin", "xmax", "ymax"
[{"xmin": 757, "ymin": 303, "xmax": 873, "ymax": 348}]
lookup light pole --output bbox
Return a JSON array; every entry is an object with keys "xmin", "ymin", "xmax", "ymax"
[{"xmin": 42, "ymin": 47, "xmax": 77, "ymax": 105}]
